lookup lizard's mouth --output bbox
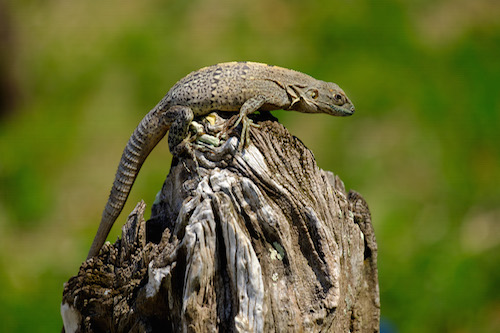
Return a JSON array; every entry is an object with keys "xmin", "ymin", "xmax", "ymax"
[{"xmin": 329, "ymin": 103, "xmax": 355, "ymax": 116}]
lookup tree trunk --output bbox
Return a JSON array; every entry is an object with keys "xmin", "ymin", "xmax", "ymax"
[{"xmin": 61, "ymin": 112, "xmax": 380, "ymax": 332}]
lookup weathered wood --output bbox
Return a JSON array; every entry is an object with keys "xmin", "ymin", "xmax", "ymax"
[{"xmin": 61, "ymin": 112, "xmax": 379, "ymax": 332}]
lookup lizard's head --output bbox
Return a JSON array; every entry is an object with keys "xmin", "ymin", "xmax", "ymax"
[{"xmin": 287, "ymin": 81, "xmax": 355, "ymax": 116}]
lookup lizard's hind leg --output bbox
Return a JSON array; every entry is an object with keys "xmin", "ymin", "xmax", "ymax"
[
  {"xmin": 165, "ymin": 105, "xmax": 194, "ymax": 154},
  {"xmin": 165, "ymin": 106, "xmax": 201, "ymax": 177}
]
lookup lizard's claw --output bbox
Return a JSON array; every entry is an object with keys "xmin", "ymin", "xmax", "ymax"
[
  {"xmin": 223, "ymin": 114, "xmax": 260, "ymax": 151},
  {"xmin": 237, "ymin": 117, "xmax": 260, "ymax": 151},
  {"xmin": 230, "ymin": 114, "xmax": 243, "ymax": 132}
]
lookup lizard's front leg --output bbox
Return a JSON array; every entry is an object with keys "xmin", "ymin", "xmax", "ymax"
[{"xmin": 230, "ymin": 95, "xmax": 267, "ymax": 150}]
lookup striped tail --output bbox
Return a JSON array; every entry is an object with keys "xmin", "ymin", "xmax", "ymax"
[{"xmin": 87, "ymin": 109, "xmax": 169, "ymax": 259}]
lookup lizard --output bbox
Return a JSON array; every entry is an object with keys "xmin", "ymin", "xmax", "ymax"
[{"xmin": 86, "ymin": 61, "xmax": 355, "ymax": 259}]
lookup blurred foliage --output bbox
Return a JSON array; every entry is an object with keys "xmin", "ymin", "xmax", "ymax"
[{"xmin": 0, "ymin": 0, "xmax": 499, "ymax": 332}]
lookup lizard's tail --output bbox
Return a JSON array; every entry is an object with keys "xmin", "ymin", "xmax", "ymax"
[{"xmin": 87, "ymin": 108, "xmax": 169, "ymax": 259}]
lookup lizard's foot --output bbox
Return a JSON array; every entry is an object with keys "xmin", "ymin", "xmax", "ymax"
[
  {"xmin": 173, "ymin": 120, "xmax": 209, "ymax": 153},
  {"xmin": 189, "ymin": 120, "xmax": 205, "ymax": 139},
  {"xmin": 237, "ymin": 116, "xmax": 259, "ymax": 151},
  {"xmin": 222, "ymin": 115, "xmax": 260, "ymax": 151},
  {"xmin": 191, "ymin": 117, "xmax": 222, "ymax": 148}
]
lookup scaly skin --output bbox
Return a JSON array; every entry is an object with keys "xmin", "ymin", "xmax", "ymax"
[{"xmin": 87, "ymin": 61, "xmax": 355, "ymax": 259}]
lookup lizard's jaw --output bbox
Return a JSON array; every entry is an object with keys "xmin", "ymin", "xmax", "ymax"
[{"xmin": 328, "ymin": 103, "xmax": 355, "ymax": 116}]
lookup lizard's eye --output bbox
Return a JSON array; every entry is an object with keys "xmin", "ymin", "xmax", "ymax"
[
  {"xmin": 310, "ymin": 90, "xmax": 319, "ymax": 99},
  {"xmin": 334, "ymin": 93, "xmax": 344, "ymax": 104}
]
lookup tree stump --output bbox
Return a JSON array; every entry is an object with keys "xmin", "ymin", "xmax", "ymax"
[{"xmin": 61, "ymin": 112, "xmax": 380, "ymax": 332}]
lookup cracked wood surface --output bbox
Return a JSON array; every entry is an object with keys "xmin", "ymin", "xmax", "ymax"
[{"xmin": 61, "ymin": 113, "xmax": 379, "ymax": 332}]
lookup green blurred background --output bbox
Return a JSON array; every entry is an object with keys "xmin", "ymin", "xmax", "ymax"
[{"xmin": 0, "ymin": 0, "xmax": 499, "ymax": 332}]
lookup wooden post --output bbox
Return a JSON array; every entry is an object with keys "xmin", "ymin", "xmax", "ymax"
[{"xmin": 61, "ymin": 112, "xmax": 379, "ymax": 332}]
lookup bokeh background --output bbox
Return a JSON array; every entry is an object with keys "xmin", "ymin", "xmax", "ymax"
[{"xmin": 1, "ymin": 0, "xmax": 499, "ymax": 332}]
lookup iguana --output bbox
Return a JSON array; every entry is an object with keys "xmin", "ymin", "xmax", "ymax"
[{"xmin": 87, "ymin": 61, "xmax": 355, "ymax": 259}]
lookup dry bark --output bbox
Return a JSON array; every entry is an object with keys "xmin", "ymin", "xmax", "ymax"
[{"xmin": 61, "ymin": 112, "xmax": 379, "ymax": 332}]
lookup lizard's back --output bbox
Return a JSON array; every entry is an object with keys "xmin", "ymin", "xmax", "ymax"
[{"xmin": 159, "ymin": 61, "xmax": 317, "ymax": 116}]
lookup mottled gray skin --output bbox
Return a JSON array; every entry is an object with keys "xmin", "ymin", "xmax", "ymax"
[{"xmin": 87, "ymin": 61, "xmax": 355, "ymax": 259}]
